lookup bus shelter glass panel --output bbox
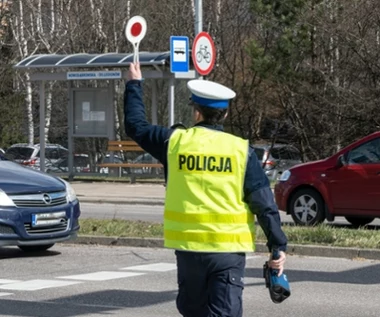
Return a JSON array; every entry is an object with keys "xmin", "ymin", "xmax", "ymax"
[{"xmin": 73, "ymin": 89, "xmax": 109, "ymax": 136}]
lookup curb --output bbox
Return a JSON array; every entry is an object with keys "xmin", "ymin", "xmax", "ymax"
[
  {"xmin": 61, "ymin": 236, "xmax": 380, "ymax": 260},
  {"xmin": 78, "ymin": 198, "xmax": 165, "ymax": 205}
]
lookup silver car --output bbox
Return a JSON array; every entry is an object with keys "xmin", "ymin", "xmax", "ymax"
[
  {"xmin": 252, "ymin": 143, "xmax": 302, "ymax": 180},
  {"xmin": 5, "ymin": 143, "xmax": 68, "ymax": 170}
]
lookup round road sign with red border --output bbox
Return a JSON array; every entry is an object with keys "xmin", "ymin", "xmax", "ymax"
[{"xmin": 192, "ymin": 32, "xmax": 216, "ymax": 76}]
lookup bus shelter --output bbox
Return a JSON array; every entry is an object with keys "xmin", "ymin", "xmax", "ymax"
[{"xmin": 14, "ymin": 52, "xmax": 196, "ymax": 178}]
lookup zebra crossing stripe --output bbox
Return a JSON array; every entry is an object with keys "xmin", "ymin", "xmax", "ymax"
[
  {"xmin": 0, "ymin": 279, "xmax": 21, "ymax": 284},
  {"xmin": 0, "ymin": 262, "xmax": 176, "ymax": 293},
  {"xmin": 0, "ymin": 279, "xmax": 81, "ymax": 291},
  {"xmin": 57, "ymin": 271, "xmax": 145, "ymax": 281},
  {"xmin": 121, "ymin": 262, "xmax": 177, "ymax": 272}
]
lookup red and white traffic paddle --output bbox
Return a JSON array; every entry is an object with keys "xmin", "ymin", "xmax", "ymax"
[{"xmin": 125, "ymin": 16, "xmax": 147, "ymax": 64}]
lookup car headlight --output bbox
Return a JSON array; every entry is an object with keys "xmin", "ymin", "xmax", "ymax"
[
  {"xmin": 0, "ymin": 190, "xmax": 16, "ymax": 207},
  {"xmin": 279, "ymin": 170, "xmax": 291, "ymax": 182},
  {"xmin": 61, "ymin": 179, "xmax": 77, "ymax": 202}
]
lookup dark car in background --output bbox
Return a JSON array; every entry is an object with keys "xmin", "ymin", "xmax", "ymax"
[
  {"xmin": 274, "ymin": 131, "xmax": 380, "ymax": 227},
  {"xmin": 131, "ymin": 153, "xmax": 164, "ymax": 175},
  {"xmin": 5, "ymin": 143, "xmax": 68, "ymax": 170},
  {"xmin": 46, "ymin": 154, "xmax": 90, "ymax": 174},
  {"xmin": 98, "ymin": 154, "xmax": 124, "ymax": 174},
  {"xmin": 0, "ymin": 158, "xmax": 80, "ymax": 252},
  {"xmin": 252, "ymin": 143, "xmax": 302, "ymax": 180}
]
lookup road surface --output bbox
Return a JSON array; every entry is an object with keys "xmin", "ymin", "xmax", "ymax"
[
  {"xmin": 0, "ymin": 244, "xmax": 379, "ymax": 317},
  {"xmin": 80, "ymin": 203, "xmax": 380, "ymax": 228}
]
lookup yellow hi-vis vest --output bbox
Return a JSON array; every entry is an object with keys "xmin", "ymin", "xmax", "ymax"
[{"xmin": 164, "ymin": 127, "xmax": 255, "ymax": 252}]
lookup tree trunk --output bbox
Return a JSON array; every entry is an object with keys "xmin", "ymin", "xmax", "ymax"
[
  {"xmin": 114, "ymin": 81, "xmax": 121, "ymax": 140},
  {"xmin": 25, "ymin": 73, "xmax": 34, "ymax": 145},
  {"xmin": 44, "ymin": 81, "xmax": 54, "ymax": 143},
  {"xmin": 16, "ymin": 0, "xmax": 34, "ymax": 144}
]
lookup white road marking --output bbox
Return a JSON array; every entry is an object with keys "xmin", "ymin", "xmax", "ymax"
[
  {"xmin": 121, "ymin": 262, "xmax": 177, "ymax": 272},
  {"xmin": 57, "ymin": 271, "xmax": 145, "ymax": 281},
  {"xmin": 246, "ymin": 255, "xmax": 260, "ymax": 260},
  {"xmin": 0, "ymin": 262, "xmax": 176, "ymax": 293},
  {"xmin": 0, "ymin": 279, "xmax": 81, "ymax": 291},
  {"xmin": 0, "ymin": 279, "xmax": 21, "ymax": 284}
]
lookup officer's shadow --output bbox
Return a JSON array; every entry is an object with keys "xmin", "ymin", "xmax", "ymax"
[{"xmin": 245, "ymin": 263, "xmax": 380, "ymax": 285}]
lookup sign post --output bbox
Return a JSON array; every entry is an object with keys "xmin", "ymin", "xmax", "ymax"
[
  {"xmin": 191, "ymin": 31, "xmax": 216, "ymax": 76},
  {"xmin": 125, "ymin": 16, "xmax": 147, "ymax": 64},
  {"xmin": 170, "ymin": 36, "xmax": 189, "ymax": 73}
]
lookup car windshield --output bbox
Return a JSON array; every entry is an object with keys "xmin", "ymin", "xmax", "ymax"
[{"xmin": 5, "ymin": 147, "xmax": 34, "ymax": 160}]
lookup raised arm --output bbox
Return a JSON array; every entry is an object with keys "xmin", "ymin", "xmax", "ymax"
[{"xmin": 124, "ymin": 63, "xmax": 172, "ymax": 162}]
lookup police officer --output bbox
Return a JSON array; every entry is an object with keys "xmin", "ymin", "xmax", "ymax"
[{"xmin": 124, "ymin": 63, "xmax": 287, "ymax": 317}]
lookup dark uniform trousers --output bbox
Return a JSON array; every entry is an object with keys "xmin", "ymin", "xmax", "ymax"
[{"xmin": 175, "ymin": 250, "xmax": 246, "ymax": 317}]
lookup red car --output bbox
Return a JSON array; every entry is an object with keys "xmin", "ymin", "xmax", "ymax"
[{"xmin": 274, "ymin": 131, "xmax": 380, "ymax": 227}]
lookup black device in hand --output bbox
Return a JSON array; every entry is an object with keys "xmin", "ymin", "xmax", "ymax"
[{"xmin": 263, "ymin": 248, "xmax": 291, "ymax": 304}]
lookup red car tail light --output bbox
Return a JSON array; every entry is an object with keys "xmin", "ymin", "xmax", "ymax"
[
  {"xmin": 21, "ymin": 158, "xmax": 37, "ymax": 165},
  {"xmin": 263, "ymin": 160, "xmax": 276, "ymax": 170}
]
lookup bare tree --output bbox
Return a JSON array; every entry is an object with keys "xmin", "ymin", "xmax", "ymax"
[
  {"xmin": 5, "ymin": 0, "xmax": 380, "ymax": 163},
  {"xmin": 10, "ymin": 0, "xmax": 39, "ymax": 145}
]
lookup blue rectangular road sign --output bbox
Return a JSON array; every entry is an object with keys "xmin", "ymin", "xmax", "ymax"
[{"xmin": 170, "ymin": 36, "xmax": 189, "ymax": 73}]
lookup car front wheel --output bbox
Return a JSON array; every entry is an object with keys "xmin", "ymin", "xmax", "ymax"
[
  {"xmin": 18, "ymin": 244, "xmax": 55, "ymax": 252},
  {"xmin": 345, "ymin": 217, "xmax": 374, "ymax": 227},
  {"xmin": 289, "ymin": 188, "xmax": 326, "ymax": 226}
]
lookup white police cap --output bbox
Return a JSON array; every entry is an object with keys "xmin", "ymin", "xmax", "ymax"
[{"xmin": 187, "ymin": 80, "xmax": 236, "ymax": 109}]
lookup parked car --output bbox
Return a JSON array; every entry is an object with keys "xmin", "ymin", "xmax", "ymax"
[
  {"xmin": 131, "ymin": 153, "xmax": 163, "ymax": 175},
  {"xmin": 5, "ymin": 143, "xmax": 68, "ymax": 170},
  {"xmin": 0, "ymin": 159, "xmax": 80, "ymax": 252},
  {"xmin": 274, "ymin": 131, "xmax": 380, "ymax": 227},
  {"xmin": 252, "ymin": 143, "xmax": 302, "ymax": 180},
  {"xmin": 46, "ymin": 154, "xmax": 90, "ymax": 173},
  {"xmin": 97, "ymin": 154, "xmax": 128, "ymax": 175}
]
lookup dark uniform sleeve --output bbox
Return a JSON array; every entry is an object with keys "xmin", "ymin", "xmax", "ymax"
[
  {"xmin": 124, "ymin": 80, "xmax": 172, "ymax": 164},
  {"xmin": 243, "ymin": 146, "xmax": 288, "ymax": 252}
]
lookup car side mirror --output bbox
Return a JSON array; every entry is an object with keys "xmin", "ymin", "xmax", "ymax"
[{"xmin": 336, "ymin": 154, "xmax": 346, "ymax": 168}]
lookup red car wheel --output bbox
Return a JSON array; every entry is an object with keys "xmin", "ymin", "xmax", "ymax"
[{"xmin": 289, "ymin": 188, "xmax": 326, "ymax": 226}]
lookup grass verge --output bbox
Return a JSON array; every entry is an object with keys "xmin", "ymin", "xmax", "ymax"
[{"xmin": 79, "ymin": 219, "xmax": 380, "ymax": 249}]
